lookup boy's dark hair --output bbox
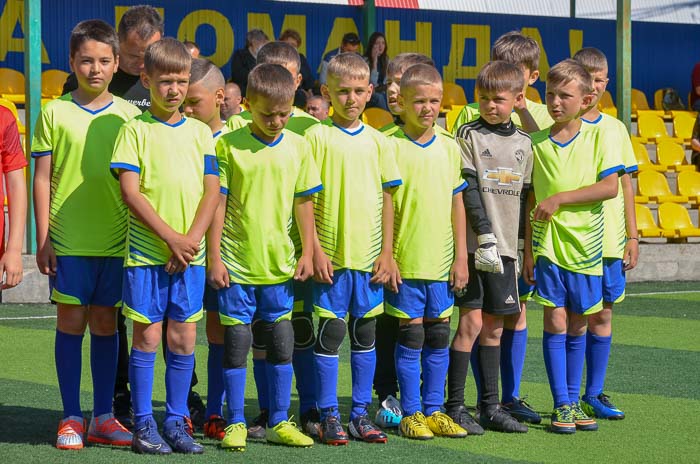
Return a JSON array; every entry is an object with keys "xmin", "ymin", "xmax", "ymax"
[
  {"xmin": 144, "ymin": 38, "xmax": 192, "ymax": 76},
  {"xmin": 247, "ymin": 63, "xmax": 296, "ymax": 103},
  {"xmin": 117, "ymin": 5, "xmax": 164, "ymax": 43},
  {"xmin": 279, "ymin": 29, "xmax": 302, "ymax": 47},
  {"xmin": 547, "ymin": 59, "xmax": 593, "ymax": 95},
  {"xmin": 491, "ymin": 31, "xmax": 540, "ymax": 73},
  {"xmin": 190, "ymin": 58, "xmax": 225, "ymax": 89},
  {"xmin": 400, "ymin": 63, "xmax": 442, "ymax": 90},
  {"xmin": 572, "ymin": 47, "xmax": 608, "ymax": 74},
  {"xmin": 387, "ymin": 53, "xmax": 435, "ymax": 78},
  {"xmin": 256, "ymin": 42, "xmax": 301, "ymax": 73},
  {"xmin": 70, "ymin": 19, "xmax": 119, "ymax": 58},
  {"xmin": 476, "ymin": 61, "xmax": 525, "ymax": 95},
  {"xmin": 342, "ymin": 32, "xmax": 361, "ymax": 45}
]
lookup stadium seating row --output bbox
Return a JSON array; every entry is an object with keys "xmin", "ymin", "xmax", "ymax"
[
  {"xmin": 636, "ymin": 170, "xmax": 700, "ymax": 205},
  {"xmin": 636, "ymin": 203, "xmax": 700, "ymax": 239},
  {"xmin": 632, "ymin": 140, "xmax": 695, "ymax": 172},
  {"xmin": 0, "ymin": 68, "xmax": 68, "ymax": 105},
  {"xmin": 636, "ymin": 112, "xmax": 696, "ymax": 144}
]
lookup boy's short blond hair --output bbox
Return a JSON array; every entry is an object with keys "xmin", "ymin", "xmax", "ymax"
[
  {"xmin": 256, "ymin": 41, "xmax": 301, "ymax": 73},
  {"xmin": 387, "ymin": 53, "xmax": 435, "ymax": 78},
  {"xmin": 572, "ymin": 47, "xmax": 608, "ymax": 74},
  {"xmin": 327, "ymin": 52, "xmax": 369, "ymax": 82},
  {"xmin": 491, "ymin": 31, "xmax": 540, "ymax": 73},
  {"xmin": 247, "ymin": 63, "xmax": 296, "ymax": 103},
  {"xmin": 144, "ymin": 37, "xmax": 191, "ymax": 75},
  {"xmin": 189, "ymin": 58, "xmax": 225, "ymax": 90},
  {"xmin": 476, "ymin": 61, "xmax": 525, "ymax": 95},
  {"xmin": 547, "ymin": 59, "xmax": 594, "ymax": 95},
  {"xmin": 400, "ymin": 64, "xmax": 442, "ymax": 91}
]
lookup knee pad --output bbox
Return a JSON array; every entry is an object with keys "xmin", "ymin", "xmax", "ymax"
[
  {"xmin": 348, "ymin": 315, "xmax": 376, "ymax": 352},
  {"xmin": 423, "ymin": 321, "xmax": 450, "ymax": 349},
  {"xmin": 223, "ymin": 324, "xmax": 252, "ymax": 369},
  {"xmin": 398, "ymin": 323, "xmax": 424, "ymax": 350},
  {"xmin": 292, "ymin": 312, "xmax": 316, "ymax": 350},
  {"xmin": 264, "ymin": 320, "xmax": 294, "ymax": 365},
  {"xmin": 251, "ymin": 318, "xmax": 268, "ymax": 350},
  {"xmin": 314, "ymin": 317, "xmax": 346, "ymax": 356}
]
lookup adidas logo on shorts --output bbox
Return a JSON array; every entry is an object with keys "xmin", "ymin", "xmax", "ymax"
[{"xmin": 505, "ymin": 295, "xmax": 515, "ymax": 305}]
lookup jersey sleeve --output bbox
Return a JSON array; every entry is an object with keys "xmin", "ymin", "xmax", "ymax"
[
  {"xmin": 215, "ymin": 138, "xmax": 230, "ymax": 195},
  {"xmin": 449, "ymin": 141, "xmax": 467, "ymax": 194},
  {"xmin": 294, "ymin": 140, "xmax": 323, "ymax": 197},
  {"xmin": 450, "ymin": 104, "xmax": 479, "ymax": 135},
  {"xmin": 379, "ymin": 137, "xmax": 402, "ymax": 188},
  {"xmin": 455, "ymin": 130, "xmax": 476, "ymax": 175},
  {"xmin": 523, "ymin": 144, "xmax": 534, "ymax": 185},
  {"xmin": 1, "ymin": 112, "xmax": 27, "ymax": 172},
  {"xmin": 595, "ymin": 128, "xmax": 625, "ymax": 179},
  {"xmin": 201, "ymin": 132, "xmax": 218, "ymax": 177},
  {"xmin": 110, "ymin": 123, "xmax": 141, "ymax": 175},
  {"xmin": 31, "ymin": 106, "xmax": 53, "ymax": 157}
]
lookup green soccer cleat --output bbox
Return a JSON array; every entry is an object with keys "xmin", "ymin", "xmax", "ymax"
[
  {"xmin": 221, "ymin": 422, "xmax": 247, "ymax": 452},
  {"xmin": 550, "ymin": 405, "xmax": 576, "ymax": 434},
  {"xmin": 570, "ymin": 402, "xmax": 598, "ymax": 431},
  {"xmin": 266, "ymin": 419, "xmax": 314, "ymax": 447}
]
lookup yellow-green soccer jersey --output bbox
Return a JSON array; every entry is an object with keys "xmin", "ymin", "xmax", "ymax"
[
  {"xmin": 225, "ymin": 110, "xmax": 253, "ymax": 131},
  {"xmin": 387, "ymin": 128, "xmax": 467, "ymax": 280},
  {"xmin": 213, "ymin": 123, "xmax": 232, "ymax": 142},
  {"xmin": 380, "ymin": 121, "xmax": 452, "ymax": 138},
  {"xmin": 31, "ymin": 94, "xmax": 140, "ymax": 257},
  {"xmin": 217, "ymin": 126, "xmax": 322, "ymax": 285},
  {"xmin": 226, "ymin": 107, "xmax": 318, "ymax": 134},
  {"xmin": 111, "ymin": 113, "xmax": 217, "ymax": 267},
  {"xmin": 530, "ymin": 126, "xmax": 624, "ymax": 275},
  {"xmin": 582, "ymin": 114, "xmax": 638, "ymax": 259},
  {"xmin": 450, "ymin": 99, "xmax": 554, "ymax": 135},
  {"xmin": 308, "ymin": 122, "xmax": 402, "ymax": 272}
]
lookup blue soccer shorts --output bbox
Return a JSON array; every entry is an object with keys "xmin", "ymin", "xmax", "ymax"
[
  {"xmin": 122, "ymin": 265, "xmax": 205, "ymax": 324},
  {"xmin": 517, "ymin": 275, "xmax": 535, "ymax": 302},
  {"xmin": 532, "ymin": 257, "xmax": 603, "ymax": 315},
  {"xmin": 203, "ymin": 284, "xmax": 219, "ymax": 312},
  {"xmin": 603, "ymin": 258, "xmax": 626, "ymax": 304},
  {"xmin": 312, "ymin": 269, "xmax": 384, "ymax": 319},
  {"xmin": 50, "ymin": 256, "xmax": 123, "ymax": 307},
  {"xmin": 385, "ymin": 279, "xmax": 454, "ymax": 320},
  {"xmin": 218, "ymin": 280, "xmax": 294, "ymax": 326}
]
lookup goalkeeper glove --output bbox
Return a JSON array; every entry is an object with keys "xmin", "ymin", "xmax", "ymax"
[{"xmin": 474, "ymin": 233, "xmax": 503, "ymax": 274}]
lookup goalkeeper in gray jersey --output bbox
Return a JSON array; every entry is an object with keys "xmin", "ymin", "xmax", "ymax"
[{"xmin": 444, "ymin": 61, "xmax": 533, "ymax": 434}]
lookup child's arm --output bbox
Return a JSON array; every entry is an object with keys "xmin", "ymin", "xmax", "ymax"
[
  {"xmin": 312, "ymin": 229, "xmax": 334, "ymax": 284},
  {"xmin": 33, "ymin": 156, "xmax": 56, "ymax": 276},
  {"xmin": 533, "ymin": 173, "xmax": 619, "ymax": 221},
  {"xmin": 450, "ymin": 191, "xmax": 468, "ymax": 292},
  {"xmin": 206, "ymin": 193, "xmax": 229, "ymax": 289},
  {"xmin": 371, "ymin": 190, "xmax": 401, "ymax": 293},
  {"xmin": 621, "ymin": 173, "xmax": 639, "ymax": 270},
  {"xmin": 1, "ymin": 168, "xmax": 26, "ymax": 287},
  {"xmin": 294, "ymin": 196, "xmax": 316, "ymax": 281},
  {"xmin": 462, "ymin": 171, "xmax": 503, "ymax": 274},
  {"xmin": 523, "ymin": 190, "xmax": 536, "ymax": 285},
  {"xmin": 513, "ymin": 98, "xmax": 540, "ymax": 134}
]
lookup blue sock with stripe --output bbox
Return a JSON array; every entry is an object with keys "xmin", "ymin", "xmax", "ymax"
[
  {"xmin": 293, "ymin": 346, "xmax": 317, "ymax": 415},
  {"xmin": 350, "ymin": 348, "xmax": 375, "ymax": 419},
  {"xmin": 130, "ymin": 348, "xmax": 156, "ymax": 429},
  {"xmin": 223, "ymin": 367, "xmax": 247, "ymax": 425},
  {"xmin": 55, "ymin": 330, "xmax": 84, "ymax": 418},
  {"xmin": 395, "ymin": 344, "xmax": 422, "ymax": 415},
  {"xmin": 205, "ymin": 343, "xmax": 225, "ymax": 418},
  {"xmin": 266, "ymin": 362, "xmax": 293, "ymax": 427},
  {"xmin": 585, "ymin": 331, "xmax": 612, "ymax": 397},
  {"xmin": 421, "ymin": 346, "xmax": 449, "ymax": 415},
  {"xmin": 542, "ymin": 332, "xmax": 569, "ymax": 408},
  {"xmin": 90, "ymin": 332, "xmax": 118, "ymax": 416},
  {"xmin": 566, "ymin": 334, "xmax": 586, "ymax": 404},
  {"xmin": 501, "ymin": 328, "xmax": 528, "ymax": 403},
  {"xmin": 314, "ymin": 353, "xmax": 339, "ymax": 419},
  {"xmin": 164, "ymin": 349, "xmax": 194, "ymax": 425},
  {"xmin": 253, "ymin": 358, "xmax": 269, "ymax": 412}
]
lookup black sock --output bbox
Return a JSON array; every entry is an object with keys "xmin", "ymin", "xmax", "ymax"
[
  {"xmin": 374, "ymin": 313, "xmax": 399, "ymax": 402},
  {"xmin": 479, "ymin": 345, "xmax": 501, "ymax": 415},
  {"xmin": 445, "ymin": 349, "xmax": 470, "ymax": 410}
]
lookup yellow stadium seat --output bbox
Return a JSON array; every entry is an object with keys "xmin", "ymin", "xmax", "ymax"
[
  {"xmin": 525, "ymin": 86, "xmax": 541, "ymax": 104},
  {"xmin": 655, "ymin": 141, "xmax": 695, "ymax": 172},
  {"xmin": 677, "ymin": 170, "xmax": 700, "ymax": 204},
  {"xmin": 361, "ymin": 107, "xmax": 393, "ymax": 130},
  {"xmin": 632, "ymin": 141, "xmax": 664, "ymax": 172},
  {"xmin": 442, "ymin": 82, "xmax": 467, "ymax": 111},
  {"xmin": 601, "ymin": 107, "xmax": 618, "ymax": 118},
  {"xmin": 597, "ymin": 90, "xmax": 615, "ymax": 110},
  {"xmin": 658, "ymin": 202, "xmax": 700, "ymax": 238},
  {"xmin": 41, "ymin": 69, "xmax": 68, "ymax": 99},
  {"xmin": 0, "ymin": 97, "xmax": 25, "ymax": 134},
  {"xmin": 0, "ymin": 68, "xmax": 25, "ymax": 105},
  {"xmin": 653, "ymin": 88, "xmax": 665, "ymax": 111},
  {"xmin": 637, "ymin": 170, "xmax": 689, "ymax": 203},
  {"xmin": 630, "ymin": 135, "xmax": 646, "ymax": 145},
  {"xmin": 445, "ymin": 106, "xmax": 464, "ymax": 133},
  {"xmin": 631, "ymin": 89, "xmax": 664, "ymax": 118},
  {"xmin": 635, "ymin": 204, "xmax": 673, "ymax": 238},
  {"xmin": 637, "ymin": 113, "xmax": 683, "ymax": 144},
  {"xmin": 673, "ymin": 111, "xmax": 696, "ymax": 142}
]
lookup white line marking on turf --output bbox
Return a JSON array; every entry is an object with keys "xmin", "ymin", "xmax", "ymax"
[
  {"xmin": 0, "ymin": 315, "xmax": 56, "ymax": 320},
  {"xmin": 626, "ymin": 290, "xmax": 700, "ymax": 297}
]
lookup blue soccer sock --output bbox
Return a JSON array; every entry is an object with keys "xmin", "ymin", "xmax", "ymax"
[
  {"xmin": 566, "ymin": 334, "xmax": 586, "ymax": 404},
  {"xmin": 585, "ymin": 331, "xmax": 612, "ymax": 398},
  {"xmin": 501, "ymin": 327, "xmax": 528, "ymax": 403},
  {"xmin": 90, "ymin": 332, "xmax": 118, "ymax": 416},
  {"xmin": 421, "ymin": 346, "xmax": 449, "ymax": 415},
  {"xmin": 205, "ymin": 343, "xmax": 225, "ymax": 418},
  {"xmin": 542, "ymin": 332, "xmax": 569, "ymax": 408},
  {"xmin": 395, "ymin": 344, "xmax": 422, "ymax": 415},
  {"xmin": 350, "ymin": 348, "xmax": 375, "ymax": 419},
  {"xmin": 55, "ymin": 330, "xmax": 84, "ymax": 418},
  {"xmin": 314, "ymin": 353, "xmax": 339, "ymax": 420},
  {"xmin": 223, "ymin": 367, "xmax": 247, "ymax": 425},
  {"xmin": 129, "ymin": 348, "xmax": 156, "ymax": 429},
  {"xmin": 266, "ymin": 362, "xmax": 293, "ymax": 427},
  {"xmin": 293, "ymin": 346, "xmax": 317, "ymax": 416},
  {"xmin": 470, "ymin": 339, "xmax": 482, "ymax": 403},
  {"xmin": 252, "ymin": 358, "xmax": 270, "ymax": 412},
  {"xmin": 164, "ymin": 349, "xmax": 194, "ymax": 425}
]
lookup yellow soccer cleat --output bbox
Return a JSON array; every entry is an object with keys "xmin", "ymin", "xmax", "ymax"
[
  {"xmin": 266, "ymin": 419, "xmax": 314, "ymax": 447},
  {"xmin": 426, "ymin": 411, "xmax": 468, "ymax": 438},
  {"xmin": 221, "ymin": 422, "xmax": 247, "ymax": 452},
  {"xmin": 399, "ymin": 412, "xmax": 434, "ymax": 440}
]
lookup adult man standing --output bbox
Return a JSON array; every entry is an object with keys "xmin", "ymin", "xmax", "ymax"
[{"xmin": 318, "ymin": 32, "xmax": 361, "ymax": 86}]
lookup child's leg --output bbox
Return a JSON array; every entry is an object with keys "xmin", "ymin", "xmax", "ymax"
[
  {"xmin": 349, "ymin": 315, "xmax": 376, "ymax": 419},
  {"xmin": 446, "ymin": 308, "xmax": 481, "ymax": 410},
  {"xmin": 542, "ymin": 306, "xmax": 569, "ymax": 408},
  {"xmin": 479, "ymin": 313, "xmax": 503, "ymax": 415},
  {"xmin": 421, "ymin": 319, "xmax": 451, "ymax": 415},
  {"xmin": 566, "ymin": 311, "xmax": 588, "ymax": 405},
  {"xmin": 56, "ymin": 304, "xmax": 89, "ymax": 419},
  {"xmin": 164, "ymin": 320, "xmax": 197, "ymax": 426},
  {"xmin": 373, "ymin": 311, "xmax": 399, "ymax": 403},
  {"xmin": 585, "ymin": 305, "xmax": 613, "ymax": 397},
  {"xmin": 262, "ymin": 319, "xmax": 295, "ymax": 427},
  {"xmin": 291, "ymin": 282, "xmax": 318, "ymax": 418},
  {"xmin": 204, "ymin": 309, "xmax": 225, "ymax": 419},
  {"xmin": 87, "ymin": 306, "xmax": 119, "ymax": 417},
  {"xmin": 314, "ymin": 317, "xmax": 345, "ymax": 418},
  {"xmin": 222, "ymin": 324, "xmax": 251, "ymax": 426},
  {"xmin": 395, "ymin": 319, "xmax": 424, "ymax": 416},
  {"xmin": 502, "ymin": 307, "xmax": 528, "ymax": 403},
  {"xmin": 130, "ymin": 321, "xmax": 163, "ymax": 429}
]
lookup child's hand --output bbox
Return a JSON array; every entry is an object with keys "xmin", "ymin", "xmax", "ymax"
[
  {"xmin": 450, "ymin": 257, "xmax": 468, "ymax": 293},
  {"xmin": 0, "ymin": 250, "xmax": 23, "ymax": 289},
  {"xmin": 623, "ymin": 238, "xmax": 639, "ymax": 271},
  {"xmin": 165, "ymin": 255, "xmax": 188, "ymax": 274},
  {"xmin": 523, "ymin": 250, "xmax": 536, "ymax": 286},
  {"xmin": 371, "ymin": 251, "xmax": 395, "ymax": 286},
  {"xmin": 36, "ymin": 242, "xmax": 57, "ymax": 277},
  {"xmin": 166, "ymin": 233, "xmax": 199, "ymax": 267},
  {"xmin": 313, "ymin": 249, "xmax": 334, "ymax": 284},
  {"xmin": 207, "ymin": 259, "xmax": 230, "ymax": 289},
  {"xmin": 533, "ymin": 195, "xmax": 561, "ymax": 221},
  {"xmin": 295, "ymin": 254, "xmax": 314, "ymax": 281}
]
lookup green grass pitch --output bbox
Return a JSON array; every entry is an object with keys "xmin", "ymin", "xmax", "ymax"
[{"xmin": 1, "ymin": 281, "xmax": 699, "ymax": 463}]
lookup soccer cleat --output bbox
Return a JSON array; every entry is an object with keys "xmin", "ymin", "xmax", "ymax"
[
  {"xmin": 319, "ymin": 414, "xmax": 349, "ymax": 445},
  {"xmin": 221, "ymin": 422, "xmax": 247, "ymax": 452},
  {"xmin": 266, "ymin": 419, "xmax": 314, "ymax": 447},
  {"xmin": 375, "ymin": 394, "xmax": 403, "ymax": 429},
  {"xmin": 204, "ymin": 415, "xmax": 227, "ymax": 440},
  {"xmin": 550, "ymin": 405, "xmax": 576, "ymax": 434},
  {"xmin": 247, "ymin": 410, "xmax": 268, "ymax": 440},
  {"xmin": 426, "ymin": 411, "xmax": 468, "ymax": 438},
  {"xmin": 399, "ymin": 412, "xmax": 433, "ymax": 440},
  {"xmin": 131, "ymin": 418, "xmax": 172, "ymax": 455},
  {"xmin": 581, "ymin": 393, "xmax": 625, "ymax": 420},
  {"xmin": 480, "ymin": 406, "xmax": 528, "ymax": 433},
  {"xmin": 348, "ymin": 415, "xmax": 388, "ymax": 443},
  {"xmin": 300, "ymin": 408, "xmax": 321, "ymax": 438},
  {"xmin": 187, "ymin": 390, "xmax": 206, "ymax": 429},
  {"xmin": 56, "ymin": 416, "xmax": 86, "ymax": 450},
  {"xmin": 163, "ymin": 419, "xmax": 204, "ymax": 454},
  {"xmin": 446, "ymin": 404, "xmax": 484, "ymax": 436},
  {"xmin": 570, "ymin": 402, "xmax": 599, "ymax": 431},
  {"xmin": 502, "ymin": 396, "xmax": 542, "ymax": 424},
  {"xmin": 87, "ymin": 413, "xmax": 133, "ymax": 446},
  {"xmin": 113, "ymin": 390, "xmax": 134, "ymax": 430}
]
